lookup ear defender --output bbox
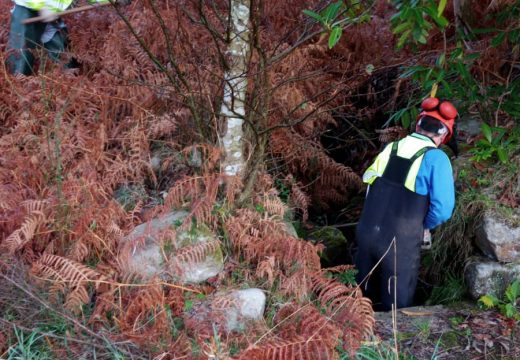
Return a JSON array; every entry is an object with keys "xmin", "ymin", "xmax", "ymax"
[{"xmin": 417, "ymin": 98, "xmax": 458, "ymax": 144}]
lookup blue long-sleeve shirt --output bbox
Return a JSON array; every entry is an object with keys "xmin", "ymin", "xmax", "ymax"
[{"xmin": 363, "ymin": 133, "xmax": 455, "ymax": 229}]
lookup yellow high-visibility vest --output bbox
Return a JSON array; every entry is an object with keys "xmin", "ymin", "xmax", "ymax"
[
  {"xmin": 362, "ymin": 134, "xmax": 437, "ymax": 192},
  {"xmin": 14, "ymin": 0, "xmax": 108, "ymax": 12}
]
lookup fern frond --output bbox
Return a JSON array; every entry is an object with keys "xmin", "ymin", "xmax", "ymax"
[
  {"xmin": 224, "ymin": 174, "xmax": 243, "ymax": 207},
  {"xmin": 89, "ymin": 289, "xmax": 118, "ymax": 326},
  {"xmin": 68, "ymin": 241, "xmax": 89, "ymax": 262},
  {"xmin": 281, "ymin": 272, "xmax": 312, "ymax": 301},
  {"xmin": 376, "ymin": 126, "xmax": 408, "ymax": 143},
  {"xmin": 64, "ymin": 285, "xmax": 90, "ymax": 314},
  {"xmin": 147, "ymin": 113, "xmax": 178, "ymax": 139},
  {"xmin": 31, "ymin": 254, "xmax": 103, "ymax": 289},
  {"xmin": 239, "ymin": 336, "xmax": 338, "ymax": 360},
  {"xmin": 274, "ymin": 304, "xmax": 341, "ymax": 348},
  {"xmin": 261, "ymin": 194, "xmax": 287, "ymax": 218},
  {"xmin": 163, "ymin": 175, "xmax": 208, "ymax": 209},
  {"xmin": 107, "ymin": 221, "xmax": 125, "ymax": 238},
  {"xmin": 256, "ymin": 256, "xmax": 277, "ymax": 287},
  {"xmin": 289, "ymin": 180, "xmax": 310, "ymax": 222},
  {"xmin": 21, "ymin": 199, "xmax": 48, "ymax": 213},
  {"xmin": 3, "ymin": 211, "xmax": 45, "ymax": 253},
  {"xmin": 171, "ymin": 240, "xmax": 221, "ymax": 271},
  {"xmin": 164, "ymin": 173, "xmax": 221, "ymax": 229},
  {"xmin": 118, "ymin": 283, "xmax": 170, "ymax": 344},
  {"xmin": 311, "ymin": 273, "xmax": 375, "ymax": 355},
  {"xmin": 155, "ymin": 333, "xmax": 192, "ymax": 360}
]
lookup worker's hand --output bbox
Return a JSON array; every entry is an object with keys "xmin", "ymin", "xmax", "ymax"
[
  {"xmin": 38, "ymin": 8, "xmax": 59, "ymax": 22},
  {"xmin": 421, "ymin": 229, "xmax": 432, "ymax": 250}
]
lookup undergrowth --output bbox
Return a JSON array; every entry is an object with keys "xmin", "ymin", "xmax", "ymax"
[{"xmin": 0, "ymin": 0, "xmax": 518, "ymax": 358}]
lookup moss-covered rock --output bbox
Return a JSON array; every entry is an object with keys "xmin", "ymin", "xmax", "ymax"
[
  {"xmin": 119, "ymin": 211, "xmax": 224, "ymax": 283},
  {"xmin": 308, "ymin": 226, "xmax": 350, "ymax": 265},
  {"xmin": 464, "ymin": 256, "xmax": 520, "ymax": 299}
]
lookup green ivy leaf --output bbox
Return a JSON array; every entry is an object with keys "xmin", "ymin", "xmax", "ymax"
[
  {"xmin": 481, "ymin": 123, "xmax": 493, "ymax": 143},
  {"xmin": 435, "ymin": 53, "xmax": 446, "ymax": 67},
  {"xmin": 401, "ymin": 111, "xmax": 411, "ymax": 129},
  {"xmin": 323, "ymin": 1, "xmax": 343, "ymax": 23},
  {"xmin": 417, "ymin": 34, "xmax": 428, "ymax": 44},
  {"xmin": 504, "ymin": 303, "xmax": 517, "ymax": 318},
  {"xmin": 437, "ymin": 0, "xmax": 448, "ymax": 16},
  {"xmin": 465, "ymin": 53, "xmax": 481, "ymax": 60},
  {"xmin": 491, "ymin": 32, "xmax": 506, "ymax": 47},
  {"xmin": 506, "ymin": 279, "xmax": 520, "ymax": 302},
  {"xmin": 393, "ymin": 21, "xmax": 410, "ymax": 34},
  {"xmin": 328, "ymin": 26, "xmax": 343, "ymax": 49},
  {"xmin": 479, "ymin": 294, "xmax": 500, "ymax": 308},
  {"xmin": 397, "ymin": 29, "xmax": 412, "ymax": 48},
  {"xmin": 511, "ymin": 279, "xmax": 520, "ymax": 298},
  {"xmin": 302, "ymin": 9, "xmax": 323, "ymax": 23},
  {"xmin": 497, "ymin": 148, "xmax": 508, "ymax": 164}
]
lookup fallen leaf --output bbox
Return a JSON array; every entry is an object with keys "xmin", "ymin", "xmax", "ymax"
[{"xmin": 400, "ymin": 310, "xmax": 433, "ymax": 316}]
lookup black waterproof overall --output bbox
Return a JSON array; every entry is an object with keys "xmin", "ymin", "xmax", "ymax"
[{"xmin": 355, "ymin": 141, "xmax": 433, "ymax": 311}]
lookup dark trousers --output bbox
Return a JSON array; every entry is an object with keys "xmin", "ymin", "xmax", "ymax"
[
  {"xmin": 6, "ymin": 5, "xmax": 68, "ymax": 75},
  {"xmin": 355, "ymin": 177, "xmax": 428, "ymax": 311},
  {"xmin": 355, "ymin": 235, "xmax": 421, "ymax": 311}
]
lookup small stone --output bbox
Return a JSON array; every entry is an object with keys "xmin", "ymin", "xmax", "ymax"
[
  {"xmin": 184, "ymin": 288, "xmax": 266, "ymax": 336},
  {"xmin": 150, "ymin": 156, "xmax": 161, "ymax": 172},
  {"xmin": 233, "ymin": 288, "xmax": 266, "ymax": 320}
]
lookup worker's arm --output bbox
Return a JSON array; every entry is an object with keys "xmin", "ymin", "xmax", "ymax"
[{"xmin": 416, "ymin": 150, "xmax": 455, "ymax": 229}]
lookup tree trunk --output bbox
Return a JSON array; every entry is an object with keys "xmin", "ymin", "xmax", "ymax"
[{"xmin": 220, "ymin": 0, "xmax": 251, "ymax": 176}]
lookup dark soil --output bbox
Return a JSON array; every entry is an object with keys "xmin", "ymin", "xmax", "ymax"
[{"xmin": 374, "ymin": 304, "xmax": 520, "ymax": 360}]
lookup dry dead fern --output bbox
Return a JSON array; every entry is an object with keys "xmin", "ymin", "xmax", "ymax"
[
  {"xmin": 376, "ymin": 126, "xmax": 408, "ymax": 143},
  {"xmin": 311, "ymin": 271, "xmax": 375, "ymax": 355},
  {"xmin": 30, "ymin": 254, "xmax": 106, "ymax": 313},
  {"xmin": 3, "ymin": 210, "xmax": 46, "ymax": 254},
  {"xmin": 117, "ymin": 283, "xmax": 170, "ymax": 345},
  {"xmin": 240, "ymin": 336, "xmax": 340, "ymax": 360}
]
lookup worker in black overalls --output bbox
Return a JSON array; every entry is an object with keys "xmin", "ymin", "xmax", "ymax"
[{"xmin": 355, "ymin": 98, "xmax": 458, "ymax": 311}]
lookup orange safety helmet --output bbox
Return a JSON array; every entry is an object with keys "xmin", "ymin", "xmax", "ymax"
[{"xmin": 416, "ymin": 97, "xmax": 458, "ymax": 144}]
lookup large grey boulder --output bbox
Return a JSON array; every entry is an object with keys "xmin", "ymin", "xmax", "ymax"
[
  {"xmin": 119, "ymin": 211, "xmax": 223, "ymax": 283},
  {"xmin": 184, "ymin": 288, "xmax": 266, "ymax": 336},
  {"xmin": 475, "ymin": 210, "xmax": 520, "ymax": 263},
  {"xmin": 464, "ymin": 257, "xmax": 520, "ymax": 299}
]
